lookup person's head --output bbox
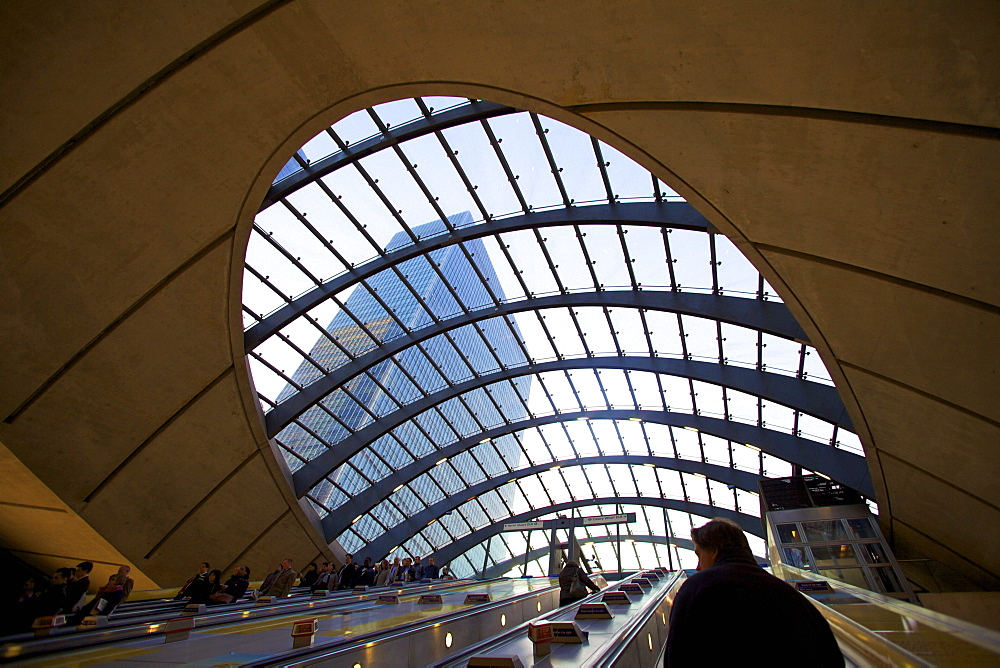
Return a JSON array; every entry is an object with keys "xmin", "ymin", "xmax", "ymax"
[
  {"xmin": 53, "ymin": 567, "xmax": 74, "ymax": 585},
  {"xmin": 22, "ymin": 576, "xmax": 36, "ymax": 591},
  {"xmin": 199, "ymin": 562, "xmax": 210, "ymax": 573},
  {"xmin": 241, "ymin": 566, "xmax": 251, "ymax": 579},
  {"xmin": 208, "ymin": 569, "xmax": 222, "ymax": 583},
  {"xmin": 414, "ymin": 556, "xmax": 421, "ymax": 564},
  {"xmin": 106, "ymin": 575, "xmax": 119, "ymax": 585},
  {"xmin": 306, "ymin": 562, "xmax": 317, "ymax": 572},
  {"xmin": 393, "ymin": 557, "xmax": 400, "ymax": 566},
  {"xmin": 428, "ymin": 557, "xmax": 436, "ymax": 565},
  {"xmin": 363, "ymin": 557, "xmax": 371, "ymax": 567},
  {"xmin": 75, "ymin": 561, "xmax": 94, "ymax": 579},
  {"xmin": 117, "ymin": 565, "xmax": 131, "ymax": 578},
  {"xmin": 690, "ymin": 518, "xmax": 754, "ymax": 571},
  {"xmin": 442, "ymin": 566, "xmax": 451, "ymax": 575},
  {"xmin": 281, "ymin": 558, "xmax": 293, "ymax": 571},
  {"xmin": 344, "ymin": 554, "xmax": 353, "ymax": 564}
]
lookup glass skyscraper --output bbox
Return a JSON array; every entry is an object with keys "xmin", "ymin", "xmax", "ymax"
[{"xmin": 274, "ymin": 212, "xmax": 531, "ymax": 563}]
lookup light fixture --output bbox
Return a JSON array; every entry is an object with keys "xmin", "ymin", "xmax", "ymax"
[
  {"xmin": 577, "ymin": 416, "xmax": 589, "ymax": 421},
  {"xmin": 744, "ymin": 443, "xmax": 761, "ymax": 451},
  {"xmin": 436, "ymin": 458, "xmax": 447, "ymax": 466},
  {"xmin": 537, "ymin": 601, "xmax": 542, "ymax": 612},
  {"xmin": 445, "ymin": 632, "xmax": 453, "ymax": 648},
  {"xmin": 643, "ymin": 463, "xmax": 656, "ymax": 468},
  {"xmin": 392, "ymin": 484, "xmax": 404, "ymax": 493},
  {"xmin": 500, "ymin": 614, "xmax": 507, "ymax": 627},
  {"xmin": 683, "ymin": 426, "xmax": 698, "ymax": 432},
  {"xmin": 352, "ymin": 515, "xmax": 363, "ymax": 524},
  {"xmin": 630, "ymin": 417, "xmax": 643, "ymax": 422},
  {"xmin": 479, "ymin": 437, "xmax": 490, "ymax": 444},
  {"xmin": 691, "ymin": 472, "xmax": 706, "ymax": 478},
  {"xmin": 647, "ymin": 632, "xmax": 654, "ymax": 651},
  {"xmin": 815, "ymin": 472, "xmax": 831, "ymax": 481}
]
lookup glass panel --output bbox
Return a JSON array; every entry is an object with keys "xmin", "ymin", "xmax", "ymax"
[
  {"xmin": 776, "ymin": 523, "xmax": 800, "ymax": 544},
  {"xmin": 870, "ymin": 566, "xmax": 905, "ymax": 593},
  {"xmin": 858, "ymin": 542, "xmax": 890, "ymax": 565},
  {"xmin": 782, "ymin": 547, "xmax": 810, "ymax": 568},
  {"xmin": 818, "ymin": 567, "xmax": 869, "ymax": 589},
  {"xmin": 810, "ymin": 544, "xmax": 859, "ymax": 567},
  {"xmin": 848, "ymin": 517, "xmax": 878, "ymax": 539},
  {"xmin": 802, "ymin": 520, "xmax": 849, "ymax": 543}
]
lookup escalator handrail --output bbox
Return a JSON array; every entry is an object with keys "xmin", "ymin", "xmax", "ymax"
[
  {"xmin": 429, "ymin": 571, "xmax": 657, "ymax": 667},
  {"xmin": 590, "ymin": 569, "xmax": 687, "ymax": 668},
  {"xmin": 780, "ymin": 564, "xmax": 1000, "ymax": 655},
  {"xmin": 246, "ymin": 578, "xmax": 560, "ymax": 667},
  {"xmin": 0, "ymin": 579, "xmax": 481, "ymax": 661}
]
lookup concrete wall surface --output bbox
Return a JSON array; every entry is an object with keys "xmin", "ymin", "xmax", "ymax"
[{"xmin": 0, "ymin": 1, "xmax": 996, "ymax": 588}]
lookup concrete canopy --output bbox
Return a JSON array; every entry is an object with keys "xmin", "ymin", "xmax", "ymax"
[{"xmin": 1, "ymin": 1, "xmax": 996, "ymax": 587}]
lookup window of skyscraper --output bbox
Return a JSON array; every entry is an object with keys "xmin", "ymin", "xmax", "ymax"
[{"xmin": 241, "ymin": 96, "xmax": 866, "ymax": 577}]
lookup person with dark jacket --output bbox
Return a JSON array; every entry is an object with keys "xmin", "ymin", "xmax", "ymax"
[
  {"xmin": 208, "ymin": 566, "xmax": 251, "ymax": 605},
  {"xmin": 298, "ymin": 563, "xmax": 319, "ymax": 588},
  {"xmin": 559, "ymin": 560, "xmax": 600, "ymax": 606},
  {"xmin": 664, "ymin": 518, "xmax": 843, "ymax": 667},
  {"xmin": 64, "ymin": 562, "xmax": 93, "ymax": 612},
  {"xmin": 34, "ymin": 568, "xmax": 73, "ymax": 616},
  {"xmin": 338, "ymin": 555, "xmax": 359, "ymax": 590},
  {"xmin": 422, "ymin": 557, "xmax": 440, "ymax": 580},
  {"xmin": 175, "ymin": 562, "xmax": 210, "ymax": 599},
  {"xmin": 186, "ymin": 569, "xmax": 222, "ymax": 604}
]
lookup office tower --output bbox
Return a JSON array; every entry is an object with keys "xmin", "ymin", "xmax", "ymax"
[{"xmin": 275, "ymin": 212, "xmax": 530, "ymax": 563}]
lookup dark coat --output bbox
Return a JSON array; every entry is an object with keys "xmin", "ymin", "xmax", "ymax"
[
  {"xmin": 558, "ymin": 564, "xmax": 599, "ymax": 604},
  {"xmin": 664, "ymin": 555, "xmax": 843, "ymax": 667}
]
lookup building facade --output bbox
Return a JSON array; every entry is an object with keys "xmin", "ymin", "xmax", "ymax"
[{"xmin": 275, "ymin": 212, "xmax": 531, "ymax": 566}]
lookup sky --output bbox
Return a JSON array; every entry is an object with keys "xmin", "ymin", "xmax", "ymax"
[{"xmin": 240, "ymin": 97, "xmax": 866, "ymax": 575}]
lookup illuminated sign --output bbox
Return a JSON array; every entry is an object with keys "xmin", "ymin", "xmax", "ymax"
[
  {"xmin": 376, "ymin": 594, "xmax": 400, "ymax": 604},
  {"xmin": 418, "ymin": 594, "xmax": 443, "ymax": 604},
  {"xmin": 464, "ymin": 593, "xmax": 493, "ymax": 604},
  {"xmin": 575, "ymin": 603, "xmax": 614, "ymax": 619}
]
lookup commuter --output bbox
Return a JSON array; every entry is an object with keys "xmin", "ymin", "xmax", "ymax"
[
  {"xmin": 70, "ymin": 565, "xmax": 133, "ymax": 621},
  {"xmin": 311, "ymin": 562, "xmax": 334, "ymax": 592},
  {"xmin": 209, "ymin": 566, "xmax": 250, "ymax": 605},
  {"xmin": 299, "ymin": 562, "xmax": 319, "ymax": 588},
  {"xmin": 374, "ymin": 559, "xmax": 391, "ymax": 586},
  {"xmin": 423, "ymin": 557, "xmax": 440, "ymax": 580},
  {"xmin": 440, "ymin": 566, "xmax": 455, "ymax": 581},
  {"xmin": 3, "ymin": 575, "xmax": 44, "ymax": 634},
  {"xmin": 357, "ymin": 557, "xmax": 376, "ymax": 586},
  {"xmin": 664, "ymin": 518, "xmax": 843, "ymax": 667},
  {"xmin": 395, "ymin": 557, "xmax": 414, "ymax": 583},
  {"xmin": 260, "ymin": 559, "xmax": 295, "ymax": 598},
  {"xmin": 559, "ymin": 560, "xmax": 600, "ymax": 606},
  {"xmin": 338, "ymin": 554, "xmax": 359, "ymax": 590},
  {"xmin": 412, "ymin": 556, "xmax": 424, "ymax": 580},
  {"xmin": 386, "ymin": 557, "xmax": 402, "ymax": 583},
  {"xmin": 34, "ymin": 568, "xmax": 73, "ymax": 616},
  {"xmin": 187, "ymin": 569, "xmax": 223, "ymax": 605},
  {"xmin": 65, "ymin": 561, "xmax": 94, "ymax": 612},
  {"xmin": 257, "ymin": 563, "xmax": 282, "ymax": 597},
  {"xmin": 174, "ymin": 562, "xmax": 209, "ymax": 599}
]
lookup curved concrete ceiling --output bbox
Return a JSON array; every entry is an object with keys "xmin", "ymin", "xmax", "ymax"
[{"xmin": 0, "ymin": 1, "xmax": 996, "ymax": 587}]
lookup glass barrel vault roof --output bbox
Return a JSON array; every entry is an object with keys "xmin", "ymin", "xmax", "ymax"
[{"xmin": 242, "ymin": 97, "xmax": 867, "ymax": 576}]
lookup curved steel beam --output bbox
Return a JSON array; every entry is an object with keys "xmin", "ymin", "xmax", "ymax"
[
  {"xmin": 260, "ymin": 100, "xmax": 518, "ymax": 210},
  {"xmin": 244, "ymin": 201, "xmax": 712, "ymax": 349},
  {"xmin": 481, "ymin": 536, "xmax": 769, "ymax": 577},
  {"xmin": 292, "ymin": 357, "xmax": 854, "ymax": 488},
  {"xmin": 270, "ymin": 290, "xmax": 807, "ymax": 434},
  {"xmin": 358, "ymin": 497, "xmax": 762, "ymax": 565},
  {"xmin": 482, "ymin": 535, "xmax": 699, "ymax": 579},
  {"xmin": 312, "ymin": 408, "xmax": 872, "ymax": 532},
  {"xmin": 323, "ymin": 453, "xmax": 762, "ymax": 541}
]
